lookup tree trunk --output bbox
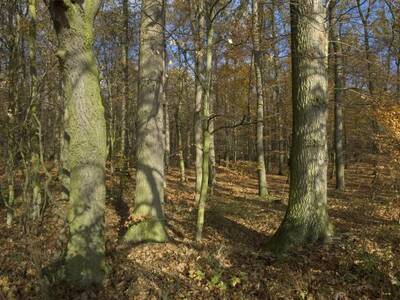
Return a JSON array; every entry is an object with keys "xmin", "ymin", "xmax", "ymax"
[
  {"xmin": 59, "ymin": 56, "xmax": 69, "ymax": 201},
  {"xmin": 208, "ymin": 91, "xmax": 216, "ymax": 189},
  {"xmin": 196, "ymin": 12, "xmax": 213, "ymax": 241},
  {"xmin": 164, "ymin": 98, "xmax": 170, "ymax": 171},
  {"xmin": 269, "ymin": 0, "xmax": 332, "ymax": 252},
  {"xmin": 28, "ymin": 0, "xmax": 42, "ymax": 221},
  {"xmin": 271, "ymin": 1, "xmax": 284, "ymax": 175},
  {"xmin": 176, "ymin": 82, "xmax": 186, "ymax": 182},
  {"xmin": 252, "ymin": 0, "xmax": 268, "ymax": 199},
  {"xmin": 49, "ymin": 0, "xmax": 107, "ymax": 286},
  {"xmin": 356, "ymin": 0, "xmax": 375, "ymax": 95},
  {"xmin": 6, "ymin": 5, "xmax": 21, "ymax": 227},
  {"xmin": 397, "ymin": 54, "xmax": 400, "ymax": 98},
  {"xmin": 121, "ymin": 0, "xmax": 129, "ymax": 159},
  {"xmin": 329, "ymin": 2, "xmax": 345, "ymax": 191},
  {"xmin": 194, "ymin": 1, "xmax": 205, "ymax": 204},
  {"xmin": 124, "ymin": 0, "xmax": 168, "ymax": 243}
]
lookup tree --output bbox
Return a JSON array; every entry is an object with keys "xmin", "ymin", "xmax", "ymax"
[
  {"xmin": 191, "ymin": 0, "xmax": 205, "ymax": 204},
  {"xmin": 5, "ymin": 2, "xmax": 21, "ymax": 227},
  {"xmin": 27, "ymin": 0, "xmax": 43, "ymax": 221},
  {"xmin": 48, "ymin": 0, "xmax": 108, "ymax": 286},
  {"xmin": 252, "ymin": 0, "xmax": 268, "ymax": 199},
  {"xmin": 270, "ymin": 0, "xmax": 285, "ymax": 176},
  {"xmin": 356, "ymin": 0, "xmax": 375, "ymax": 95},
  {"xmin": 120, "ymin": 0, "xmax": 129, "ymax": 159},
  {"xmin": 124, "ymin": 0, "xmax": 168, "ymax": 243},
  {"xmin": 269, "ymin": 0, "xmax": 332, "ymax": 252},
  {"xmin": 196, "ymin": 0, "xmax": 214, "ymax": 242},
  {"xmin": 329, "ymin": 1, "xmax": 345, "ymax": 190}
]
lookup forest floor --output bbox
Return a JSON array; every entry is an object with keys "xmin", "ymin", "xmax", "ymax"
[{"xmin": 0, "ymin": 159, "xmax": 399, "ymax": 299}]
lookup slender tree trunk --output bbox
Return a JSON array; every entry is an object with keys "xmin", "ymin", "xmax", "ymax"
[
  {"xmin": 162, "ymin": 9, "xmax": 169, "ymax": 178},
  {"xmin": 269, "ymin": 0, "xmax": 332, "ymax": 252},
  {"xmin": 125, "ymin": 0, "xmax": 168, "ymax": 243},
  {"xmin": 247, "ymin": 56, "xmax": 254, "ymax": 162},
  {"xmin": 164, "ymin": 98, "xmax": 170, "ymax": 171},
  {"xmin": 252, "ymin": 0, "xmax": 268, "ymax": 199},
  {"xmin": 397, "ymin": 54, "xmax": 400, "ymax": 98},
  {"xmin": 59, "ymin": 56, "xmax": 69, "ymax": 201},
  {"xmin": 356, "ymin": 0, "xmax": 375, "ymax": 95},
  {"xmin": 224, "ymin": 97, "xmax": 230, "ymax": 167},
  {"xmin": 121, "ymin": 0, "xmax": 129, "ymax": 159},
  {"xmin": 329, "ymin": 2, "xmax": 345, "ymax": 190},
  {"xmin": 6, "ymin": 6, "xmax": 20, "ymax": 227},
  {"xmin": 176, "ymin": 81, "xmax": 186, "ymax": 182},
  {"xmin": 49, "ymin": 0, "xmax": 107, "ymax": 286},
  {"xmin": 106, "ymin": 77, "xmax": 116, "ymax": 173},
  {"xmin": 177, "ymin": 117, "xmax": 186, "ymax": 182},
  {"xmin": 28, "ymin": 0, "xmax": 42, "ymax": 221},
  {"xmin": 196, "ymin": 13, "xmax": 213, "ymax": 241},
  {"xmin": 209, "ymin": 91, "xmax": 216, "ymax": 189},
  {"xmin": 194, "ymin": 1, "xmax": 205, "ymax": 204},
  {"xmin": 270, "ymin": 1, "xmax": 284, "ymax": 175}
]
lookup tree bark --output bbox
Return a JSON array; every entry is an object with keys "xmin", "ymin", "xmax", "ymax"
[
  {"xmin": 208, "ymin": 90, "xmax": 216, "ymax": 189},
  {"xmin": 193, "ymin": 1, "xmax": 205, "ymax": 204},
  {"xmin": 49, "ymin": 0, "xmax": 107, "ymax": 286},
  {"xmin": 176, "ymin": 78, "xmax": 186, "ymax": 182},
  {"xmin": 270, "ymin": 0, "xmax": 284, "ymax": 175},
  {"xmin": 5, "ymin": 4, "xmax": 21, "ymax": 228},
  {"xmin": 121, "ymin": 0, "xmax": 129, "ymax": 158},
  {"xmin": 329, "ymin": 1, "xmax": 345, "ymax": 191},
  {"xmin": 124, "ymin": 0, "xmax": 168, "ymax": 243},
  {"xmin": 28, "ymin": 0, "xmax": 43, "ymax": 221},
  {"xmin": 252, "ymin": 0, "xmax": 268, "ymax": 199},
  {"xmin": 196, "ymin": 9, "xmax": 213, "ymax": 241},
  {"xmin": 356, "ymin": 0, "xmax": 375, "ymax": 95},
  {"xmin": 269, "ymin": 0, "xmax": 332, "ymax": 252}
]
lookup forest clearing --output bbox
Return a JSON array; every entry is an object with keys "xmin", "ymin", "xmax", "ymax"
[{"xmin": 1, "ymin": 0, "xmax": 400, "ymax": 299}]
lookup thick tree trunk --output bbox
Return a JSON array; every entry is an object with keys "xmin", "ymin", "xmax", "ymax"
[
  {"xmin": 49, "ymin": 0, "xmax": 107, "ymax": 286},
  {"xmin": 329, "ymin": 2, "xmax": 345, "ymax": 191},
  {"xmin": 270, "ymin": 0, "xmax": 332, "ymax": 252},
  {"xmin": 252, "ymin": 0, "xmax": 268, "ymax": 199},
  {"xmin": 124, "ymin": 0, "xmax": 168, "ymax": 243}
]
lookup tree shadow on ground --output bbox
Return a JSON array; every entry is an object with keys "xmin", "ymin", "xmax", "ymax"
[{"xmin": 206, "ymin": 210, "xmax": 267, "ymax": 250}]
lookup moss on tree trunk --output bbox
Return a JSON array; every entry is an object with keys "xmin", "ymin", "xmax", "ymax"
[
  {"xmin": 49, "ymin": 0, "xmax": 107, "ymax": 287},
  {"xmin": 124, "ymin": 0, "xmax": 168, "ymax": 243}
]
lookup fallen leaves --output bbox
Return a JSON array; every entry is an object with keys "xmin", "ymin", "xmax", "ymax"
[{"xmin": 0, "ymin": 160, "xmax": 399, "ymax": 299}]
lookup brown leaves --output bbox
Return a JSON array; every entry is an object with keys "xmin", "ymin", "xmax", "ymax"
[{"xmin": 1, "ymin": 160, "xmax": 400, "ymax": 299}]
